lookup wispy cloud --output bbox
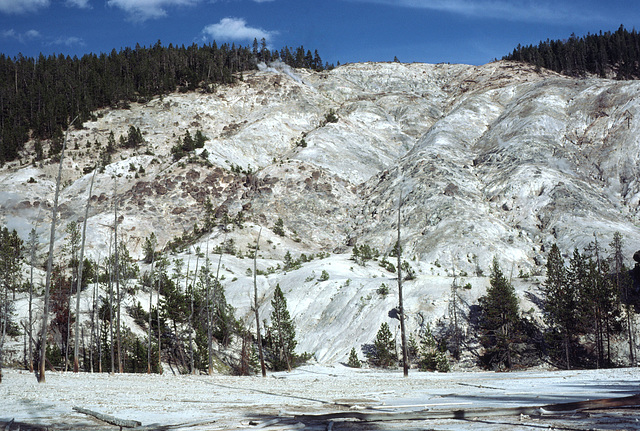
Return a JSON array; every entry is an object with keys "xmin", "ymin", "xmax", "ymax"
[
  {"xmin": 2, "ymin": 29, "xmax": 42, "ymax": 43},
  {"xmin": 49, "ymin": 36, "xmax": 86, "ymax": 47},
  {"xmin": 3, "ymin": 28, "xmax": 85, "ymax": 49},
  {"xmin": 0, "ymin": 0, "xmax": 49, "ymax": 14},
  {"xmin": 66, "ymin": 0, "xmax": 91, "ymax": 8},
  {"xmin": 347, "ymin": 0, "xmax": 599, "ymax": 24},
  {"xmin": 202, "ymin": 17, "xmax": 277, "ymax": 43},
  {"xmin": 107, "ymin": 0, "xmax": 200, "ymax": 21}
]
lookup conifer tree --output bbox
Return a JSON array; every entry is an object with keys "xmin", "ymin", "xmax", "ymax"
[
  {"xmin": 478, "ymin": 257, "xmax": 521, "ymax": 370},
  {"xmin": 609, "ymin": 232, "xmax": 635, "ymax": 366},
  {"xmin": 542, "ymin": 244, "xmax": 578, "ymax": 369},
  {"xmin": 370, "ymin": 322, "xmax": 396, "ymax": 368},
  {"xmin": 347, "ymin": 347, "xmax": 361, "ymax": 368},
  {"xmin": 268, "ymin": 284, "xmax": 296, "ymax": 371},
  {"xmin": 418, "ymin": 325, "xmax": 450, "ymax": 372},
  {"xmin": 0, "ymin": 228, "xmax": 22, "ymax": 383}
]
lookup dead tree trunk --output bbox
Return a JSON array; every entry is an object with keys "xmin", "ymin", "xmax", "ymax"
[
  {"xmin": 157, "ymin": 258, "xmax": 163, "ymax": 375},
  {"xmin": 189, "ymin": 250, "xmax": 200, "ymax": 374},
  {"xmin": 28, "ymin": 226, "xmax": 39, "ymax": 373},
  {"xmin": 208, "ymin": 235, "xmax": 224, "ymax": 375},
  {"xmin": 108, "ymin": 235, "xmax": 115, "ymax": 373},
  {"xmin": 113, "ymin": 178, "xmax": 122, "ymax": 373},
  {"xmin": 254, "ymin": 228, "xmax": 266, "ymax": 377},
  {"xmin": 397, "ymin": 192, "xmax": 408, "ymax": 377},
  {"xmin": 38, "ymin": 116, "xmax": 76, "ymax": 383},
  {"xmin": 147, "ymin": 245, "xmax": 155, "ymax": 374},
  {"xmin": 205, "ymin": 239, "xmax": 213, "ymax": 375},
  {"xmin": 74, "ymin": 167, "xmax": 96, "ymax": 372}
]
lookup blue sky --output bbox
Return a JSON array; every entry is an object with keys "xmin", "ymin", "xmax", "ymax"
[{"xmin": 0, "ymin": 0, "xmax": 638, "ymax": 65}]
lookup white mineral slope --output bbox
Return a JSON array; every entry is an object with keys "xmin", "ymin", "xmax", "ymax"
[{"xmin": 2, "ymin": 60, "xmax": 640, "ymax": 365}]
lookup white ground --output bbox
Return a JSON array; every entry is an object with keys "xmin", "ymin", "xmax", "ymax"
[{"xmin": 2, "ymin": 365, "xmax": 639, "ymax": 430}]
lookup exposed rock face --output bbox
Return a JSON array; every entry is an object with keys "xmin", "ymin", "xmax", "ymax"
[{"xmin": 2, "ymin": 60, "xmax": 640, "ymax": 363}]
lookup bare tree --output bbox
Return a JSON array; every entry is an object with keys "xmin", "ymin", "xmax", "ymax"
[
  {"xmin": 27, "ymin": 227, "xmax": 39, "ymax": 373},
  {"xmin": 90, "ymin": 254, "xmax": 99, "ymax": 373},
  {"xmin": 39, "ymin": 116, "xmax": 76, "ymax": 383},
  {"xmin": 205, "ymin": 239, "xmax": 213, "ymax": 375},
  {"xmin": 188, "ymin": 247, "xmax": 201, "ymax": 374},
  {"xmin": 253, "ymin": 228, "xmax": 266, "ymax": 377},
  {"xmin": 396, "ymin": 192, "xmax": 408, "ymax": 377},
  {"xmin": 108, "ymin": 233, "xmax": 115, "ymax": 373},
  {"xmin": 113, "ymin": 177, "xmax": 122, "ymax": 373},
  {"xmin": 64, "ymin": 221, "xmax": 81, "ymax": 372},
  {"xmin": 74, "ymin": 167, "xmax": 97, "ymax": 372},
  {"xmin": 448, "ymin": 254, "xmax": 462, "ymax": 360},
  {"xmin": 156, "ymin": 256, "xmax": 165, "ymax": 375},
  {"xmin": 147, "ymin": 237, "xmax": 157, "ymax": 374}
]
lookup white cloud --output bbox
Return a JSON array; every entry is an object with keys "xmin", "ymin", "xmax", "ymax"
[
  {"xmin": 202, "ymin": 17, "xmax": 277, "ymax": 43},
  {"xmin": 25, "ymin": 29, "xmax": 41, "ymax": 39},
  {"xmin": 49, "ymin": 36, "xmax": 86, "ymax": 47},
  {"xmin": 0, "ymin": 0, "xmax": 49, "ymax": 14},
  {"xmin": 2, "ymin": 28, "xmax": 41, "ymax": 43},
  {"xmin": 66, "ymin": 0, "xmax": 91, "ymax": 8},
  {"xmin": 107, "ymin": 0, "xmax": 200, "ymax": 21},
  {"xmin": 348, "ymin": 0, "xmax": 596, "ymax": 24}
]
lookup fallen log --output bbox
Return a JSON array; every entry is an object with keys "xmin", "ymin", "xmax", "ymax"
[
  {"xmin": 293, "ymin": 393, "xmax": 640, "ymax": 423},
  {"xmin": 72, "ymin": 406, "xmax": 142, "ymax": 429},
  {"xmin": 539, "ymin": 393, "xmax": 640, "ymax": 414},
  {"xmin": 294, "ymin": 406, "xmax": 541, "ymax": 422}
]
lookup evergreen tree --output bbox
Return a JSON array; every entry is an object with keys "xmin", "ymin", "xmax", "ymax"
[
  {"xmin": 369, "ymin": 322, "xmax": 396, "ymax": 368},
  {"xmin": 347, "ymin": 347, "xmax": 361, "ymax": 368},
  {"xmin": 268, "ymin": 284, "xmax": 297, "ymax": 371},
  {"xmin": 503, "ymin": 26, "xmax": 640, "ymax": 79},
  {"xmin": 143, "ymin": 232, "xmax": 158, "ymax": 264},
  {"xmin": 417, "ymin": 325, "xmax": 450, "ymax": 372},
  {"xmin": 0, "ymin": 227, "xmax": 23, "ymax": 382},
  {"xmin": 609, "ymin": 232, "xmax": 636, "ymax": 365},
  {"xmin": 542, "ymin": 244, "xmax": 578, "ymax": 369},
  {"xmin": 478, "ymin": 257, "xmax": 521, "ymax": 370},
  {"xmin": 210, "ymin": 276, "xmax": 237, "ymax": 347},
  {"xmin": 0, "ymin": 42, "xmax": 328, "ymax": 165}
]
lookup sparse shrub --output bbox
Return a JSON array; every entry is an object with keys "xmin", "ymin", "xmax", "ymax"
[
  {"xmin": 319, "ymin": 270, "xmax": 329, "ymax": 281},
  {"xmin": 273, "ymin": 217, "xmax": 285, "ymax": 236},
  {"xmin": 325, "ymin": 109, "xmax": 339, "ymax": 124},
  {"xmin": 351, "ymin": 242, "xmax": 380, "ymax": 266},
  {"xmin": 389, "ymin": 240, "xmax": 401, "ymax": 257},
  {"xmin": 379, "ymin": 257, "xmax": 395, "ymax": 273},
  {"xmin": 283, "ymin": 251, "xmax": 302, "ymax": 271},
  {"xmin": 377, "ymin": 283, "xmax": 389, "ymax": 297},
  {"xmin": 401, "ymin": 261, "xmax": 416, "ymax": 280}
]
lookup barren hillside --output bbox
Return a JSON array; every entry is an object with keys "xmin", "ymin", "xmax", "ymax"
[{"xmin": 2, "ymin": 60, "xmax": 640, "ymax": 364}]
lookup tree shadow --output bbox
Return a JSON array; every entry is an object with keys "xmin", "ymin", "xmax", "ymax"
[{"xmin": 524, "ymin": 290, "xmax": 544, "ymax": 309}]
